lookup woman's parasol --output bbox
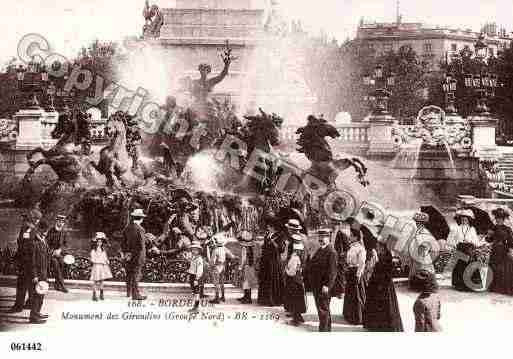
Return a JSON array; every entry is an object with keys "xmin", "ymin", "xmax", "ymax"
[
  {"xmin": 420, "ymin": 205, "xmax": 450, "ymax": 240},
  {"xmin": 464, "ymin": 206, "xmax": 494, "ymax": 235}
]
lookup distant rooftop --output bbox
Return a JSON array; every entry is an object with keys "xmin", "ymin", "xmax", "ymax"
[
  {"xmin": 174, "ymin": 0, "xmax": 263, "ymax": 9},
  {"xmin": 358, "ymin": 19, "xmax": 512, "ymax": 39}
]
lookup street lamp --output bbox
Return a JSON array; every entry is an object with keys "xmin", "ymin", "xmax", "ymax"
[
  {"xmin": 442, "ymin": 73, "xmax": 458, "ymax": 115},
  {"xmin": 363, "ymin": 64, "xmax": 395, "ymax": 116},
  {"xmin": 474, "ymin": 33, "xmax": 488, "ymax": 60},
  {"xmin": 47, "ymin": 82, "xmax": 56, "ymax": 112}
]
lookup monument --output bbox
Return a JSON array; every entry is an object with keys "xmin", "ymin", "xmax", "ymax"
[{"xmin": 125, "ymin": 0, "xmax": 316, "ymax": 120}]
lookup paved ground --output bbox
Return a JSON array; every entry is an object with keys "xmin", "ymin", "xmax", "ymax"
[{"xmin": 2, "ymin": 278, "xmax": 513, "ymax": 334}]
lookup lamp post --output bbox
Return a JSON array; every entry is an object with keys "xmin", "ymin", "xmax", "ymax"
[
  {"xmin": 442, "ymin": 73, "xmax": 458, "ymax": 115},
  {"xmin": 363, "ymin": 64, "xmax": 395, "ymax": 116},
  {"xmin": 462, "ymin": 34, "xmax": 498, "ymax": 116},
  {"xmin": 47, "ymin": 82, "xmax": 56, "ymax": 112}
]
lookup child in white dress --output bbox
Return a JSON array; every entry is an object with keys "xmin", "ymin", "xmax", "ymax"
[{"xmin": 90, "ymin": 232, "xmax": 113, "ymax": 301}]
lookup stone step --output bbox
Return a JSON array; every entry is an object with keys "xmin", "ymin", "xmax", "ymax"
[{"xmin": 0, "ymin": 275, "xmax": 240, "ymax": 295}]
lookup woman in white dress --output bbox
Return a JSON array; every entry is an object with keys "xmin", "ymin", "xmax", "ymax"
[
  {"xmin": 447, "ymin": 209, "xmax": 485, "ymax": 291},
  {"xmin": 90, "ymin": 232, "xmax": 113, "ymax": 301}
]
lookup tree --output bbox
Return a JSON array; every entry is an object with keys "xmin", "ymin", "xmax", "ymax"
[{"xmin": 382, "ymin": 46, "xmax": 429, "ymax": 120}]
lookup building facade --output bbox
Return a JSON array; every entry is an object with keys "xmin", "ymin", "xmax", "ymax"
[{"xmin": 356, "ymin": 19, "xmax": 512, "ymax": 71}]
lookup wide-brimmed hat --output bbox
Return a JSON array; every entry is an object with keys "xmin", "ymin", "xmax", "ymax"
[
  {"xmin": 413, "ymin": 212, "xmax": 430, "ymax": 223},
  {"xmin": 35, "ymin": 281, "xmax": 49, "ymax": 295},
  {"xmin": 130, "ymin": 208, "xmax": 147, "ymax": 218},
  {"xmin": 454, "ymin": 209, "xmax": 475, "ymax": 220},
  {"xmin": 189, "ymin": 241, "xmax": 202, "ymax": 251},
  {"xmin": 492, "ymin": 207, "xmax": 510, "ymax": 219},
  {"xmin": 285, "ymin": 219, "xmax": 303, "ymax": 231},
  {"xmin": 93, "ymin": 232, "xmax": 107, "ymax": 241}
]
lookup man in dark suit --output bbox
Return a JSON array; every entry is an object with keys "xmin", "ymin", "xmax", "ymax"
[
  {"xmin": 27, "ymin": 220, "xmax": 50, "ymax": 324},
  {"xmin": 46, "ymin": 214, "xmax": 69, "ymax": 292},
  {"xmin": 305, "ymin": 228, "xmax": 338, "ymax": 332},
  {"xmin": 8, "ymin": 209, "xmax": 42, "ymax": 313},
  {"xmin": 122, "ymin": 208, "xmax": 147, "ymax": 300}
]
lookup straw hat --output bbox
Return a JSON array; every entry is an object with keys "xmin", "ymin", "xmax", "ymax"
[
  {"xmin": 94, "ymin": 232, "xmax": 107, "ymax": 240},
  {"xmin": 130, "ymin": 208, "xmax": 147, "ymax": 218},
  {"xmin": 413, "ymin": 212, "xmax": 430, "ymax": 223},
  {"xmin": 454, "ymin": 209, "xmax": 475, "ymax": 220},
  {"xmin": 35, "ymin": 281, "xmax": 49, "ymax": 295},
  {"xmin": 285, "ymin": 219, "xmax": 303, "ymax": 231}
]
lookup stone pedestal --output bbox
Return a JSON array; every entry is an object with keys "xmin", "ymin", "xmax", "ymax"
[
  {"xmin": 367, "ymin": 114, "xmax": 397, "ymax": 157},
  {"xmin": 470, "ymin": 114, "xmax": 498, "ymax": 160},
  {"xmin": 13, "ymin": 108, "xmax": 45, "ymax": 148}
]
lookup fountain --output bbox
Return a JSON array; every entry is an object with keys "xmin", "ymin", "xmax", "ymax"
[{"xmin": 385, "ymin": 105, "xmax": 479, "ymax": 205}]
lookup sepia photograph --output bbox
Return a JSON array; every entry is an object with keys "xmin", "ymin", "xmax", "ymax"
[{"xmin": 0, "ymin": 0, "xmax": 513, "ymax": 355}]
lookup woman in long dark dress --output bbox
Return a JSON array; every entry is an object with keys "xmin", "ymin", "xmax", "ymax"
[
  {"xmin": 284, "ymin": 242, "xmax": 307, "ymax": 326},
  {"xmin": 363, "ymin": 240, "xmax": 403, "ymax": 332},
  {"xmin": 331, "ymin": 227, "xmax": 349, "ymax": 298},
  {"xmin": 488, "ymin": 208, "xmax": 513, "ymax": 294},
  {"xmin": 343, "ymin": 229, "xmax": 366, "ymax": 325},
  {"xmin": 258, "ymin": 216, "xmax": 286, "ymax": 306}
]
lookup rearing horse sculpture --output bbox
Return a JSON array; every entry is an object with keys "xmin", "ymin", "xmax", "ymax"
[
  {"xmin": 26, "ymin": 108, "xmax": 91, "ymax": 166},
  {"xmin": 296, "ymin": 115, "xmax": 369, "ymax": 188},
  {"xmin": 89, "ymin": 116, "xmax": 131, "ymax": 187}
]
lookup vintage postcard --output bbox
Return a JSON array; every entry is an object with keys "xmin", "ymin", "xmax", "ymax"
[{"xmin": 1, "ymin": 0, "xmax": 513, "ymax": 356}]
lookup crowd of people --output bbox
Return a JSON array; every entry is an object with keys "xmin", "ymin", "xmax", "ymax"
[{"xmin": 7, "ymin": 195, "xmax": 513, "ymax": 332}]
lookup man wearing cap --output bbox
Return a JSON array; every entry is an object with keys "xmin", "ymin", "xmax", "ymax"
[
  {"xmin": 122, "ymin": 208, "xmax": 148, "ymax": 300},
  {"xmin": 304, "ymin": 228, "xmax": 338, "ymax": 332},
  {"xmin": 8, "ymin": 209, "xmax": 42, "ymax": 313},
  {"xmin": 27, "ymin": 220, "xmax": 50, "ymax": 324},
  {"xmin": 46, "ymin": 214, "xmax": 69, "ymax": 293}
]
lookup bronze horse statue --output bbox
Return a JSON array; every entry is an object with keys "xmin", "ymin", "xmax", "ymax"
[
  {"xmin": 296, "ymin": 115, "xmax": 369, "ymax": 188},
  {"xmin": 26, "ymin": 108, "xmax": 91, "ymax": 166},
  {"xmin": 89, "ymin": 115, "xmax": 132, "ymax": 187}
]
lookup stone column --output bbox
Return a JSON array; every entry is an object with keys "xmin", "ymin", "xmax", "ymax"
[
  {"xmin": 12, "ymin": 107, "xmax": 46, "ymax": 177},
  {"xmin": 470, "ymin": 114, "xmax": 498, "ymax": 160},
  {"xmin": 366, "ymin": 114, "xmax": 397, "ymax": 157}
]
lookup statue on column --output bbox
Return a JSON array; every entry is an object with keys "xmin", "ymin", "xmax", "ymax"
[
  {"xmin": 142, "ymin": 0, "xmax": 164, "ymax": 38},
  {"xmin": 190, "ymin": 42, "xmax": 235, "ymax": 121}
]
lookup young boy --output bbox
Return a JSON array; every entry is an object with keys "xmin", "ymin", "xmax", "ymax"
[{"xmin": 188, "ymin": 242, "xmax": 204, "ymax": 314}]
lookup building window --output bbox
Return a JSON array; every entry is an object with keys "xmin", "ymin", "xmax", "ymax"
[
  {"xmin": 451, "ymin": 43, "xmax": 457, "ymax": 52},
  {"xmin": 489, "ymin": 47, "xmax": 495, "ymax": 56},
  {"xmin": 423, "ymin": 42, "xmax": 433, "ymax": 53}
]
